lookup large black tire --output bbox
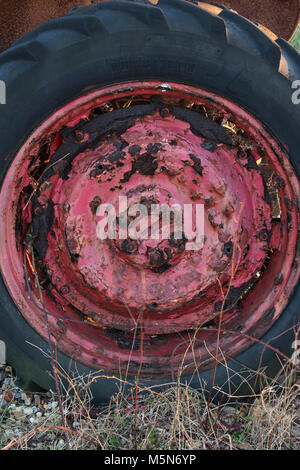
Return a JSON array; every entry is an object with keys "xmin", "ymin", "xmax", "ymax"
[{"xmin": 0, "ymin": 0, "xmax": 299, "ymax": 402}]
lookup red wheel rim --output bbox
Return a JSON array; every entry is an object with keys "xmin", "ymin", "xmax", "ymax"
[{"xmin": 0, "ymin": 81, "xmax": 299, "ymax": 379}]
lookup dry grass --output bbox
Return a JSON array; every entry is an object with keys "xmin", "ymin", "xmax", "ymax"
[{"xmin": 0, "ymin": 359, "xmax": 299, "ymax": 450}]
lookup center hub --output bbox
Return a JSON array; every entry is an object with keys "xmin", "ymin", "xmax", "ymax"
[
  {"xmin": 29, "ymin": 106, "xmax": 271, "ymax": 333},
  {"xmin": 112, "ymin": 186, "xmax": 187, "ymax": 270}
]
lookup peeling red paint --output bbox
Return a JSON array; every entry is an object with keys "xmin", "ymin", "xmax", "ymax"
[{"xmin": 0, "ymin": 82, "xmax": 299, "ymax": 379}]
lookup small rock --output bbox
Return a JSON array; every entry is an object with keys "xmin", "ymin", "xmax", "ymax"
[
  {"xmin": 237, "ymin": 442, "xmax": 253, "ymax": 450},
  {"xmin": 4, "ymin": 430, "xmax": 15, "ymax": 439},
  {"xmin": 57, "ymin": 439, "xmax": 65, "ymax": 449},
  {"xmin": 34, "ymin": 395, "xmax": 40, "ymax": 406},
  {"xmin": 3, "ymin": 390, "xmax": 14, "ymax": 402},
  {"xmin": 222, "ymin": 406, "xmax": 236, "ymax": 416},
  {"xmin": 14, "ymin": 407, "xmax": 24, "ymax": 419}
]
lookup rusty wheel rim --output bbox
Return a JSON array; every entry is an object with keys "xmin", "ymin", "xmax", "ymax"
[{"xmin": 0, "ymin": 81, "xmax": 299, "ymax": 379}]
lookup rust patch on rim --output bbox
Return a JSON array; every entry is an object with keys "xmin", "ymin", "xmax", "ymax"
[{"xmin": 0, "ymin": 81, "xmax": 299, "ymax": 379}]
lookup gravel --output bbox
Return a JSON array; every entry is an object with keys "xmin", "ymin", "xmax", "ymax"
[{"xmin": 0, "ymin": 366, "xmax": 60, "ymax": 428}]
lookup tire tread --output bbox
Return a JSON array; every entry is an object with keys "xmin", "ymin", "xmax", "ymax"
[{"xmin": 0, "ymin": 0, "xmax": 299, "ymax": 83}]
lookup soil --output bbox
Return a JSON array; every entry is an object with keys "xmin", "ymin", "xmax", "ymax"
[{"xmin": 0, "ymin": 0, "xmax": 96, "ymax": 53}]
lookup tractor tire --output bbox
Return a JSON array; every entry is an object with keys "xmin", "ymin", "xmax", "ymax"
[{"xmin": 0, "ymin": 0, "xmax": 299, "ymax": 403}]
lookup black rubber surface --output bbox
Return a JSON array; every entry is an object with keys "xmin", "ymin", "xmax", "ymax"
[{"xmin": 0, "ymin": 0, "xmax": 299, "ymax": 402}]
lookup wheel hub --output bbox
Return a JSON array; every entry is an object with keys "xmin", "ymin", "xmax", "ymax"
[
  {"xmin": 31, "ymin": 108, "xmax": 271, "ymax": 333},
  {"xmin": 0, "ymin": 82, "xmax": 299, "ymax": 378}
]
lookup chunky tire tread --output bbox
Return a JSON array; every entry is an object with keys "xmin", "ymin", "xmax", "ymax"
[
  {"xmin": 68, "ymin": 0, "xmax": 225, "ymax": 39},
  {"xmin": 197, "ymin": 2, "xmax": 223, "ymax": 16},
  {"xmin": 69, "ymin": 2, "xmax": 170, "ymax": 32},
  {"xmin": 276, "ymin": 37, "xmax": 300, "ymax": 82},
  {"xmin": 218, "ymin": 9, "xmax": 281, "ymax": 69},
  {"xmin": 0, "ymin": 42, "xmax": 47, "ymax": 83},
  {"xmin": 13, "ymin": 16, "xmax": 109, "ymax": 46},
  {"xmin": 0, "ymin": 0, "xmax": 298, "ymax": 83},
  {"xmin": 150, "ymin": 0, "xmax": 226, "ymax": 39}
]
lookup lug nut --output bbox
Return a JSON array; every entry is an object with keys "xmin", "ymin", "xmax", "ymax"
[
  {"xmin": 60, "ymin": 285, "xmax": 70, "ymax": 295},
  {"xmin": 121, "ymin": 239, "xmax": 137, "ymax": 254},
  {"xmin": 160, "ymin": 107, "xmax": 171, "ymax": 118},
  {"xmin": 258, "ymin": 229, "xmax": 269, "ymax": 241}
]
